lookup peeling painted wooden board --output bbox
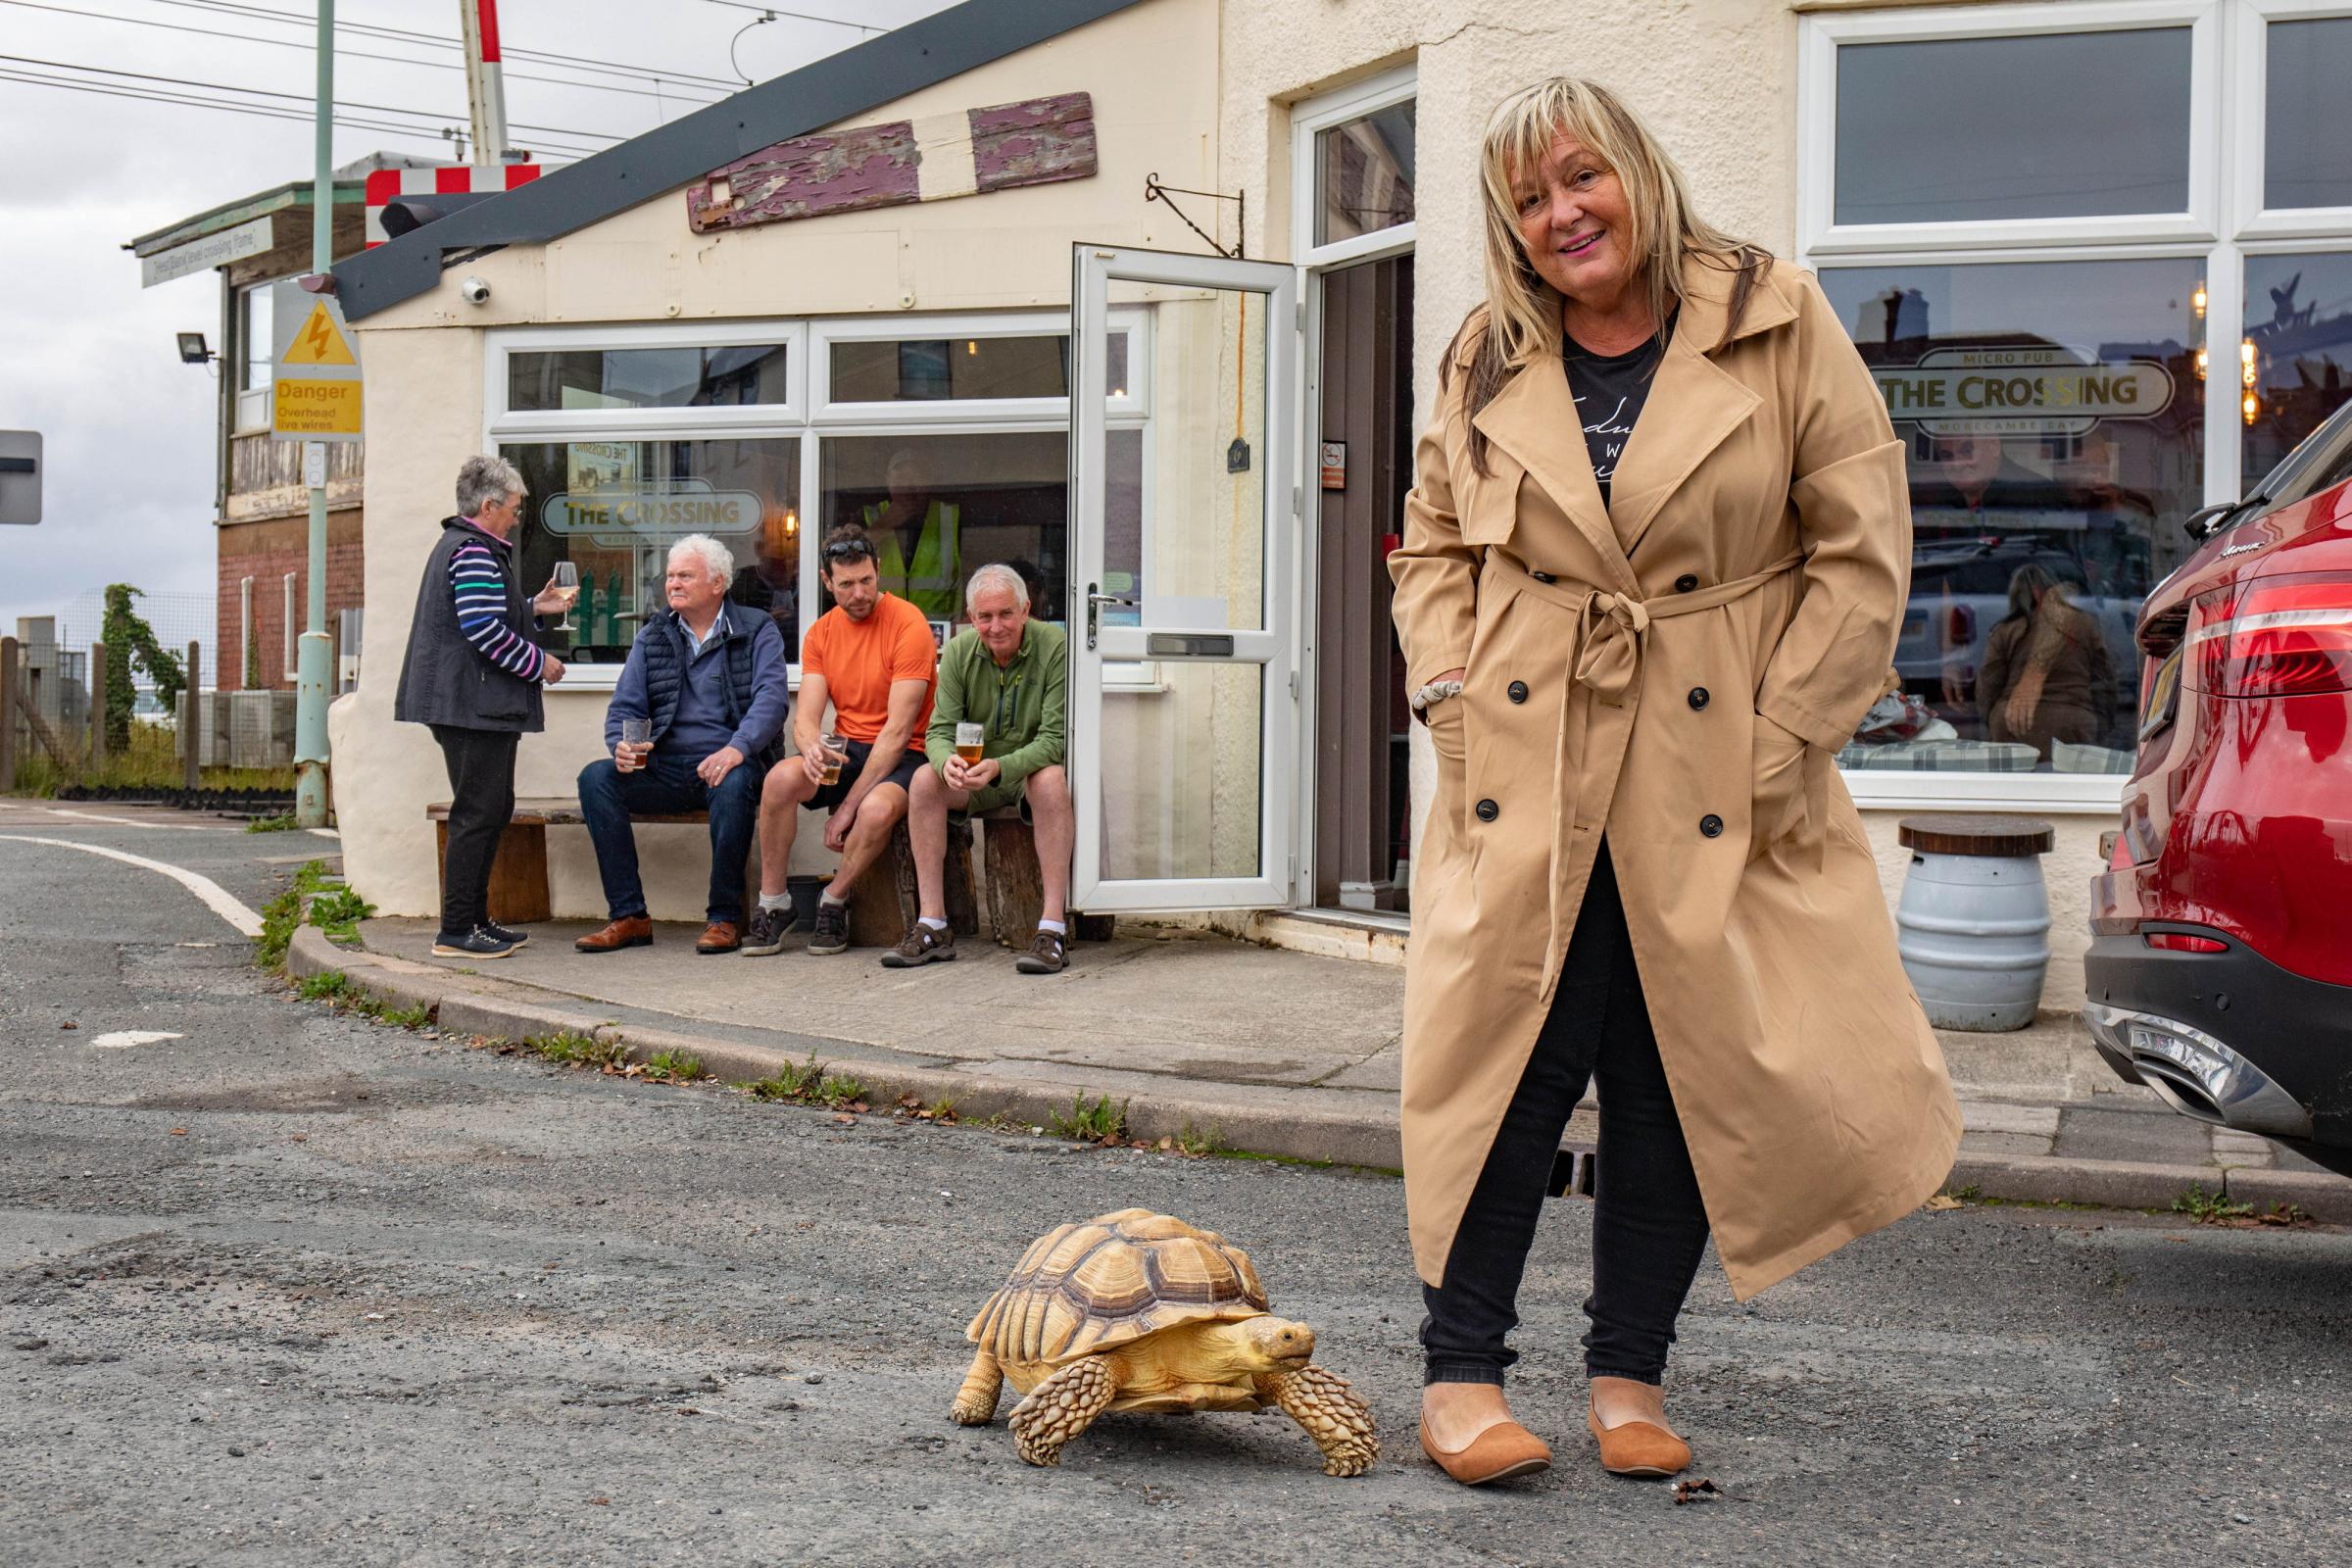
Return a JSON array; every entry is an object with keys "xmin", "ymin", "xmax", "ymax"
[{"xmin": 687, "ymin": 92, "xmax": 1096, "ymax": 234}]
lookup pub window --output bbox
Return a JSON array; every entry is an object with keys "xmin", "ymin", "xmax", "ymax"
[
  {"xmin": 1803, "ymin": 1, "xmax": 2352, "ymax": 784},
  {"xmin": 234, "ymin": 280, "xmax": 275, "ymax": 431}
]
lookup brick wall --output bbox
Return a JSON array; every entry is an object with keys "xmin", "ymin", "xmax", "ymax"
[{"xmin": 217, "ymin": 508, "xmax": 365, "ymax": 691}]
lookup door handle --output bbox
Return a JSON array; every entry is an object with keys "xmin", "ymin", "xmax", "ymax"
[{"xmin": 1085, "ymin": 583, "xmax": 1138, "ymax": 650}]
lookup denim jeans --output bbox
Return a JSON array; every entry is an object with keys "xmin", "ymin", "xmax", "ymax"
[
  {"xmin": 576, "ymin": 753, "xmax": 760, "ymax": 925},
  {"xmin": 1419, "ymin": 843, "xmax": 1714, "ymax": 1387}
]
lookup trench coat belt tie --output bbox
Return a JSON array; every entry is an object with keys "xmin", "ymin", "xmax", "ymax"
[{"xmin": 1483, "ymin": 549, "xmax": 1807, "ymax": 993}]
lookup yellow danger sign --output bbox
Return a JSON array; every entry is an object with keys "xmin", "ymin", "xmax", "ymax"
[
  {"xmin": 281, "ymin": 301, "xmax": 357, "ymax": 367},
  {"xmin": 273, "ymin": 378, "xmax": 363, "ymax": 436}
]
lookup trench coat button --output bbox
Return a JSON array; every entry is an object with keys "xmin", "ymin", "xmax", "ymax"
[
  {"xmin": 1699, "ymin": 813, "xmax": 1724, "ymax": 838},
  {"xmin": 1507, "ymin": 680, "xmax": 1529, "ymax": 704},
  {"xmin": 1531, "ymin": 570, "xmax": 1557, "ymax": 583},
  {"xmin": 1476, "ymin": 799, "xmax": 1500, "ymax": 822},
  {"xmin": 1688, "ymin": 686, "xmax": 1710, "ymax": 710},
  {"xmin": 1674, "ymin": 572, "xmax": 1701, "ymax": 593}
]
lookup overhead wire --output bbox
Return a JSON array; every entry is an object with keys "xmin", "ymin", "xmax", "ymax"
[
  {"xmin": 695, "ymin": 1, "xmax": 881, "ymax": 31},
  {"xmin": 139, "ymin": 0, "xmax": 746, "ymax": 91},
  {"xmin": 0, "ymin": 51, "xmax": 621, "ymax": 148},
  {"xmin": 0, "ymin": 66, "xmax": 539, "ymax": 153},
  {"xmin": 0, "ymin": 0, "xmax": 728, "ymax": 104}
]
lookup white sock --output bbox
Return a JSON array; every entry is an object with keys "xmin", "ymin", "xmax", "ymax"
[
  {"xmin": 820, "ymin": 890, "xmax": 847, "ymax": 907},
  {"xmin": 919, "ymin": 915, "xmax": 948, "ymax": 932},
  {"xmin": 759, "ymin": 891, "xmax": 792, "ymax": 912},
  {"xmin": 1038, "ymin": 918, "xmax": 1066, "ymax": 936}
]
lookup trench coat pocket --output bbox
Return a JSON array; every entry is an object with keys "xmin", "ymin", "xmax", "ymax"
[
  {"xmin": 1426, "ymin": 695, "xmax": 1467, "ymax": 762},
  {"xmin": 1749, "ymin": 714, "xmax": 1816, "ymax": 859}
]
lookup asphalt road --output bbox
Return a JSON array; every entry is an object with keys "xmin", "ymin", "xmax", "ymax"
[{"xmin": 3, "ymin": 806, "xmax": 2349, "ymax": 1567}]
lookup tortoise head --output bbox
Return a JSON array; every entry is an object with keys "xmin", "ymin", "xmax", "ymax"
[{"xmin": 1233, "ymin": 1315, "xmax": 1316, "ymax": 1373}]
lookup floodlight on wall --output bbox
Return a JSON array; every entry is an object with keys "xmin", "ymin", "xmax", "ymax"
[{"xmin": 176, "ymin": 332, "xmax": 214, "ymax": 365}]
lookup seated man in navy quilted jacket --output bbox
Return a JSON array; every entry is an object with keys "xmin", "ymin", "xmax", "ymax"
[{"xmin": 574, "ymin": 534, "xmax": 789, "ymax": 956}]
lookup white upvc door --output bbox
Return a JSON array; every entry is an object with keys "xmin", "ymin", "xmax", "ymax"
[{"xmin": 1067, "ymin": 244, "xmax": 1299, "ymax": 912}]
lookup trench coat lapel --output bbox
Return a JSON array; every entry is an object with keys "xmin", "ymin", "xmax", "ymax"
[
  {"xmin": 1607, "ymin": 329, "xmax": 1761, "ymax": 558},
  {"xmin": 1470, "ymin": 360, "xmax": 1638, "ymax": 597}
]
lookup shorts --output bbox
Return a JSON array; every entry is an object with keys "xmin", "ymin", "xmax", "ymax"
[
  {"xmin": 808, "ymin": 737, "xmax": 924, "ymax": 813},
  {"xmin": 956, "ymin": 773, "xmax": 1035, "ymax": 823}
]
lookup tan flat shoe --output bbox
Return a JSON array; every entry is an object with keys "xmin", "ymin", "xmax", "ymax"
[
  {"xmin": 1419, "ymin": 1416, "xmax": 1552, "ymax": 1486},
  {"xmin": 1587, "ymin": 1406, "xmax": 1691, "ymax": 1478}
]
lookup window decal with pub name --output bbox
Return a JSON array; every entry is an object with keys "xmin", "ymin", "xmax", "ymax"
[{"xmin": 1873, "ymin": 347, "xmax": 2177, "ymax": 438}]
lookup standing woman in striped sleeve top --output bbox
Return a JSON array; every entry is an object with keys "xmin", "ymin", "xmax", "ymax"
[{"xmin": 395, "ymin": 455, "xmax": 572, "ymax": 958}]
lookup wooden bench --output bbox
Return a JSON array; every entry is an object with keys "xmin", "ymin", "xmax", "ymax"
[{"xmin": 427, "ymin": 798, "xmax": 750, "ymax": 930}]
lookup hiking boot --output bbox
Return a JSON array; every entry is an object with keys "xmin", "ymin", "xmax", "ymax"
[
  {"xmin": 879, "ymin": 922, "xmax": 956, "ymax": 968},
  {"xmin": 807, "ymin": 899, "xmax": 851, "ymax": 956},
  {"xmin": 432, "ymin": 926, "xmax": 518, "ymax": 960},
  {"xmin": 483, "ymin": 920, "xmax": 531, "ymax": 949},
  {"xmin": 573, "ymin": 916, "xmax": 653, "ymax": 954},
  {"xmin": 1014, "ymin": 926, "xmax": 1067, "ymax": 975},
  {"xmin": 741, "ymin": 905, "xmax": 793, "ymax": 956},
  {"xmin": 696, "ymin": 921, "xmax": 741, "ymax": 956}
]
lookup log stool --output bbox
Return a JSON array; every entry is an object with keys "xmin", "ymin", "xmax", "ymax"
[
  {"xmin": 974, "ymin": 808, "xmax": 1113, "ymax": 948},
  {"xmin": 1894, "ymin": 814, "xmax": 2056, "ymax": 1032},
  {"xmin": 844, "ymin": 818, "xmax": 978, "ymax": 948}
]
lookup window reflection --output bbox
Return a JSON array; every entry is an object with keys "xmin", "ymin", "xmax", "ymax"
[
  {"xmin": 1821, "ymin": 260, "xmax": 2205, "ymax": 771},
  {"xmin": 2265, "ymin": 19, "xmax": 2352, "ymax": 211},
  {"xmin": 502, "ymin": 438, "xmax": 799, "ymax": 662},
  {"xmin": 2243, "ymin": 253, "xmax": 2352, "ymax": 490},
  {"xmin": 1316, "ymin": 101, "xmax": 1416, "ymax": 245},
  {"xmin": 507, "ymin": 344, "xmax": 790, "ymax": 412},
  {"xmin": 828, "ymin": 332, "xmax": 1127, "ymax": 402}
]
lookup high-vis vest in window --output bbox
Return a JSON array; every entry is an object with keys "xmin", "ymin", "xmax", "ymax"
[{"xmin": 864, "ymin": 500, "xmax": 961, "ymax": 619}]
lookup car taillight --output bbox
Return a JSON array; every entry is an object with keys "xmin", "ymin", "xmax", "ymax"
[
  {"xmin": 2186, "ymin": 571, "xmax": 2352, "ymax": 697},
  {"xmin": 2145, "ymin": 932, "xmax": 2229, "ymax": 953}
]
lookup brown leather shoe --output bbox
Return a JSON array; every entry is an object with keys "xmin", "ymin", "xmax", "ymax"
[
  {"xmin": 1419, "ymin": 1416, "xmax": 1551, "ymax": 1486},
  {"xmin": 696, "ymin": 921, "xmax": 740, "ymax": 955},
  {"xmin": 574, "ymin": 916, "xmax": 653, "ymax": 954},
  {"xmin": 1588, "ymin": 1406, "xmax": 1691, "ymax": 1478}
]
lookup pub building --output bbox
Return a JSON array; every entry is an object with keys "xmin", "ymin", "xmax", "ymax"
[{"xmin": 323, "ymin": 0, "xmax": 2352, "ymax": 1016}]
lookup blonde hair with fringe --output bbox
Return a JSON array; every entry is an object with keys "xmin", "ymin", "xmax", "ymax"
[{"xmin": 1448, "ymin": 77, "xmax": 1769, "ymax": 473}]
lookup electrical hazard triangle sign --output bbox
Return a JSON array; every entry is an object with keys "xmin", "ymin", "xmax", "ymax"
[{"xmin": 281, "ymin": 301, "xmax": 357, "ymax": 367}]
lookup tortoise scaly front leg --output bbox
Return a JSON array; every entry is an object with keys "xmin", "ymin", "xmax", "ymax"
[
  {"xmin": 1259, "ymin": 1365, "xmax": 1379, "ymax": 1476},
  {"xmin": 950, "ymin": 1347, "xmax": 1003, "ymax": 1425},
  {"xmin": 1006, "ymin": 1356, "xmax": 1118, "ymax": 1466}
]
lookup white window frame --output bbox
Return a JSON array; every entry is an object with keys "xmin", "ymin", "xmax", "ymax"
[
  {"xmin": 1291, "ymin": 63, "xmax": 1419, "ymax": 270},
  {"xmin": 1798, "ymin": 0, "xmax": 2223, "ymax": 259},
  {"xmin": 484, "ymin": 312, "xmax": 1151, "ymax": 691},
  {"xmin": 2233, "ymin": 0, "xmax": 2352, "ymax": 237},
  {"xmin": 233, "ymin": 277, "xmax": 287, "ymax": 434}
]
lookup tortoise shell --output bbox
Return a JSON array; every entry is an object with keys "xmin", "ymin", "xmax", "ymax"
[{"xmin": 966, "ymin": 1208, "xmax": 1269, "ymax": 1368}]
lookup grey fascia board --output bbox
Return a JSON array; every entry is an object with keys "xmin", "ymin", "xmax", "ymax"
[{"xmin": 332, "ymin": 0, "xmax": 1151, "ymax": 321}]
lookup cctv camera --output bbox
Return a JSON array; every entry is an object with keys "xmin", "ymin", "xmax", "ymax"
[{"xmin": 458, "ymin": 275, "xmax": 491, "ymax": 306}]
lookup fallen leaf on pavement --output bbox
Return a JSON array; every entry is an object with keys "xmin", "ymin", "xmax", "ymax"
[
  {"xmin": 1924, "ymin": 1194, "xmax": 1964, "ymax": 1211},
  {"xmin": 833, "ymin": 1113, "xmax": 856, "ymax": 1125},
  {"xmin": 170, "ymin": 1128, "xmax": 187, "ymax": 1137},
  {"xmin": 588, "ymin": 1496, "xmax": 610, "ymax": 1506},
  {"xmin": 59, "ymin": 1021, "xmax": 76, "ymax": 1030},
  {"xmin": 290, "ymin": 1135, "xmax": 308, "ymax": 1143},
  {"xmin": 847, "ymin": 1101, "xmax": 870, "ymax": 1113},
  {"xmin": 1674, "ymin": 1478, "xmax": 1721, "ymax": 1506}
]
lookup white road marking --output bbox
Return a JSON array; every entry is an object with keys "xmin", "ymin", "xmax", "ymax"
[
  {"xmin": 38, "ymin": 807, "xmax": 213, "ymax": 832},
  {"xmin": 0, "ymin": 835, "xmax": 264, "ymax": 937},
  {"xmin": 307, "ymin": 827, "xmax": 341, "ymax": 841},
  {"xmin": 90, "ymin": 1031, "xmax": 186, "ymax": 1049}
]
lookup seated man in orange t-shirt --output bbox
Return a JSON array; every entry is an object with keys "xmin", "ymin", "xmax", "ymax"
[{"xmin": 744, "ymin": 525, "xmax": 938, "ymax": 957}]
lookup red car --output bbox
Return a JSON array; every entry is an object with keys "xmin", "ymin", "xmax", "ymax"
[{"xmin": 2086, "ymin": 405, "xmax": 2352, "ymax": 1178}]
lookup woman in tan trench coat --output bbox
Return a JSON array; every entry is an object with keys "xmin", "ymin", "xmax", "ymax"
[{"xmin": 1391, "ymin": 79, "xmax": 1960, "ymax": 1486}]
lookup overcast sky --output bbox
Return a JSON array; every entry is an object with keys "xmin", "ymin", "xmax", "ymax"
[{"xmin": 0, "ymin": 0, "xmax": 954, "ymax": 650}]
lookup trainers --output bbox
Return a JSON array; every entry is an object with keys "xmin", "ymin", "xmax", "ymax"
[
  {"xmin": 880, "ymin": 922, "xmax": 956, "ymax": 968},
  {"xmin": 431, "ymin": 926, "xmax": 518, "ymax": 960},
  {"xmin": 807, "ymin": 899, "xmax": 851, "ymax": 956},
  {"xmin": 741, "ymin": 905, "xmax": 793, "ymax": 956},
  {"xmin": 483, "ymin": 920, "xmax": 530, "ymax": 949},
  {"xmin": 1014, "ymin": 927, "xmax": 1067, "ymax": 975}
]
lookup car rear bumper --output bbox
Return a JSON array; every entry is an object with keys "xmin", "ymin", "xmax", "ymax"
[{"xmin": 2082, "ymin": 931, "xmax": 2352, "ymax": 1156}]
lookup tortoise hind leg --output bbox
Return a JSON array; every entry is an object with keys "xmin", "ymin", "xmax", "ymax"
[
  {"xmin": 950, "ymin": 1348, "xmax": 1004, "ymax": 1426},
  {"xmin": 1006, "ymin": 1356, "xmax": 1117, "ymax": 1466},
  {"xmin": 1259, "ymin": 1365, "xmax": 1379, "ymax": 1477}
]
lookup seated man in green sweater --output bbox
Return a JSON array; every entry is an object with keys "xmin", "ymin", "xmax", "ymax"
[{"xmin": 884, "ymin": 563, "xmax": 1071, "ymax": 975}]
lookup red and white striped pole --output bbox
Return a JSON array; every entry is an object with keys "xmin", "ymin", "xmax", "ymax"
[{"xmin": 458, "ymin": 0, "xmax": 510, "ymax": 165}]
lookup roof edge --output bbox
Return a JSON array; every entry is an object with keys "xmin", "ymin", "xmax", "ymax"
[
  {"xmin": 330, "ymin": 0, "xmax": 1152, "ymax": 321},
  {"xmin": 128, "ymin": 178, "xmax": 369, "ymax": 257}
]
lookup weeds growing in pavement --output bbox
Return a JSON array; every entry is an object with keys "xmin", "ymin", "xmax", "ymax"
[
  {"xmin": 2174, "ymin": 1183, "xmax": 2255, "ymax": 1223},
  {"xmin": 367, "ymin": 1001, "xmax": 434, "ymax": 1029},
  {"xmin": 306, "ymin": 886, "xmax": 376, "ymax": 943},
  {"xmin": 531, "ymin": 1031, "xmax": 626, "ymax": 1069},
  {"xmin": 815, "ymin": 1073, "xmax": 868, "ymax": 1107},
  {"xmin": 244, "ymin": 813, "xmax": 299, "ymax": 833},
  {"xmin": 926, "ymin": 1096, "xmax": 960, "ymax": 1122},
  {"xmin": 645, "ymin": 1050, "xmax": 709, "ymax": 1082},
  {"xmin": 1176, "ymin": 1122, "xmax": 1226, "ymax": 1157},
  {"xmin": 746, "ymin": 1054, "xmax": 829, "ymax": 1102},
  {"xmin": 1049, "ymin": 1093, "xmax": 1129, "ymax": 1144},
  {"xmin": 296, "ymin": 969, "xmax": 352, "ymax": 1002},
  {"xmin": 255, "ymin": 860, "xmax": 366, "ymax": 968}
]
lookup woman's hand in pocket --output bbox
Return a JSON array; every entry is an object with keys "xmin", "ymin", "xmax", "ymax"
[
  {"xmin": 1426, "ymin": 695, "xmax": 1467, "ymax": 762},
  {"xmin": 1750, "ymin": 715, "xmax": 1811, "ymax": 858}
]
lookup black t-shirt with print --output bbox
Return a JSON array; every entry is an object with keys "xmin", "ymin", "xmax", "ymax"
[{"xmin": 1563, "ymin": 317, "xmax": 1673, "ymax": 508}]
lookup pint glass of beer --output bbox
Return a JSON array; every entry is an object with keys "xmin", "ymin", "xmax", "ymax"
[
  {"xmin": 955, "ymin": 721, "xmax": 985, "ymax": 764},
  {"xmin": 819, "ymin": 732, "xmax": 846, "ymax": 786}
]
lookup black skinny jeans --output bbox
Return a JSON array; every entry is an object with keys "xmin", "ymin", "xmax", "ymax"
[
  {"xmin": 1420, "ymin": 843, "xmax": 1712, "ymax": 1387},
  {"xmin": 431, "ymin": 723, "xmax": 519, "ymax": 941}
]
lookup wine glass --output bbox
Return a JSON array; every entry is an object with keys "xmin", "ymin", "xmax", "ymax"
[{"xmin": 551, "ymin": 561, "xmax": 580, "ymax": 634}]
